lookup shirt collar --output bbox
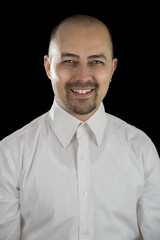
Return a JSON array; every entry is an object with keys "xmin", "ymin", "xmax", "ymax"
[
  {"xmin": 49, "ymin": 100, "xmax": 106, "ymax": 148},
  {"xmin": 86, "ymin": 102, "xmax": 106, "ymax": 147}
]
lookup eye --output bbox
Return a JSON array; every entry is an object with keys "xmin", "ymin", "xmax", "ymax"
[
  {"xmin": 64, "ymin": 60, "xmax": 73, "ymax": 63},
  {"xmin": 62, "ymin": 60, "xmax": 78, "ymax": 66},
  {"xmin": 90, "ymin": 60, "xmax": 104, "ymax": 65}
]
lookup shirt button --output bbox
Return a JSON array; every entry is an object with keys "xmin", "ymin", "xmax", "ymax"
[
  {"xmin": 81, "ymin": 155, "xmax": 86, "ymax": 160},
  {"xmin": 83, "ymin": 191, "xmax": 88, "ymax": 197},
  {"xmin": 83, "ymin": 229, "xmax": 90, "ymax": 235}
]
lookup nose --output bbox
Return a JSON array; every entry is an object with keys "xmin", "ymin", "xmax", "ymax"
[{"xmin": 75, "ymin": 64, "xmax": 92, "ymax": 82}]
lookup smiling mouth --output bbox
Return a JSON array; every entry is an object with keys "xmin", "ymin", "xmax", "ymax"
[
  {"xmin": 71, "ymin": 88, "xmax": 93, "ymax": 94},
  {"xmin": 66, "ymin": 80, "xmax": 98, "ymax": 97}
]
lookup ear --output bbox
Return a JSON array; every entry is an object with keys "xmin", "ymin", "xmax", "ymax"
[
  {"xmin": 112, "ymin": 58, "xmax": 118, "ymax": 75},
  {"xmin": 44, "ymin": 55, "xmax": 51, "ymax": 79}
]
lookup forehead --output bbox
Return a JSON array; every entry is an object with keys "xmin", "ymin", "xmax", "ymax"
[{"xmin": 54, "ymin": 22, "xmax": 112, "ymax": 56}]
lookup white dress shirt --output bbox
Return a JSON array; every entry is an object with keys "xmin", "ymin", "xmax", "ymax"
[{"xmin": 0, "ymin": 101, "xmax": 160, "ymax": 240}]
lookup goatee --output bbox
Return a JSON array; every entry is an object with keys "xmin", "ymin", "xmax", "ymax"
[{"xmin": 65, "ymin": 80, "xmax": 99, "ymax": 115}]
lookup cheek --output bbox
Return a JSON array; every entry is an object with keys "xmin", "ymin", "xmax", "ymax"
[
  {"xmin": 55, "ymin": 65, "xmax": 73, "ymax": 83},
  {"xmin": 51, "ymin": 67, "xmax": 72, "ymax": 98},
  {"xmin": 96, "ymin": 70, "xmax": 111, "ymax": 99},
  {"xmin": 50, "ymin": 66, "xmax": 70, "ymax": 91},
  {"xmin": 97, "ymin": 70, "xmax": 111, "ymax": 88},
  {"xmin": 99, "ymin": 81, "xmax": 110, "ymax": 98}
]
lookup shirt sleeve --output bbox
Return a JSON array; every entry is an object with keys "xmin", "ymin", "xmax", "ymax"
[
  {"xmin": 137, "ymin": 138, "xmax": 160, "ymax": 240},
  {"xmin": 0, "ymin": 141, "xmax": 20, "ymax": 240}
]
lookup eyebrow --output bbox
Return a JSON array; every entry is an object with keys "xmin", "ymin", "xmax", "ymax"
[
  {"xmin": 61, "ymin": 52, "xmax": 107, "ymax": 60},
  {"xmin": 61, "ymin": 53, "xmax": 80, "ymax": 59},
  {"xmin": 87, "ymin": 54, "xmax": 107, "ymax": 60}
]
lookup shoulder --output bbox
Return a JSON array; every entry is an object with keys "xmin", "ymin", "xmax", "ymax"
[
  {"xmin": 105, "ymin": 113, "xmax": 159, "ymax": 168},
  {"xmin": 0, "ymin": 112, "xmax": 49, "ymax": 151},
  {"xmin": 105, "ymin": 112, "xmax": 156, "ymax": 152},
  {"xmin": 106, "ymin": 112, "xmax": 146, "ymax": 136}
]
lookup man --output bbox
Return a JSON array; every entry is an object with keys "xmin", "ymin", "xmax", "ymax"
[{"xmin": 0, "ymin": 14, "xmax": 160, "ymax": 240}]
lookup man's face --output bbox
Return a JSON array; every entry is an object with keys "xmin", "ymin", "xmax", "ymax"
[{"xmin": 45, "ymin": 22, "xmax": 117, "ymax": 120}]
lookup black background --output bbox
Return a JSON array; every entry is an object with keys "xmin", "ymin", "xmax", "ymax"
[{"xmin": 0, "ymin": 2, "xmax": 159, "ymax": 155}]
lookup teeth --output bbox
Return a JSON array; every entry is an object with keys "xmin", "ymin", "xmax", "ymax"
[{"xmin": 72, "ymin": 89, "xmax": 92, "ymax": 94}]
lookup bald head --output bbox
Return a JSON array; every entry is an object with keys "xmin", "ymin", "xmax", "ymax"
[{"xmin": 48, "ymin": 14, "xmax": 114, "ymax": 59}]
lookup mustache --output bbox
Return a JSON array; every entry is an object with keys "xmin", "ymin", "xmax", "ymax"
[{"xmin": 65, "ymin": 80, "xmax": 99, "ymax": 89}]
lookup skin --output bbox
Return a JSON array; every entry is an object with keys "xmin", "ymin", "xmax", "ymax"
[{"xmin": 44, "ymin": 16, "xmax": 118, "ymax": 121}]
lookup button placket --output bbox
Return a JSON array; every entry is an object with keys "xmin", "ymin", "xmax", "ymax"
[{"xmin": 76, "ymin": 124, "xmax": 92, "ymax": 238}]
